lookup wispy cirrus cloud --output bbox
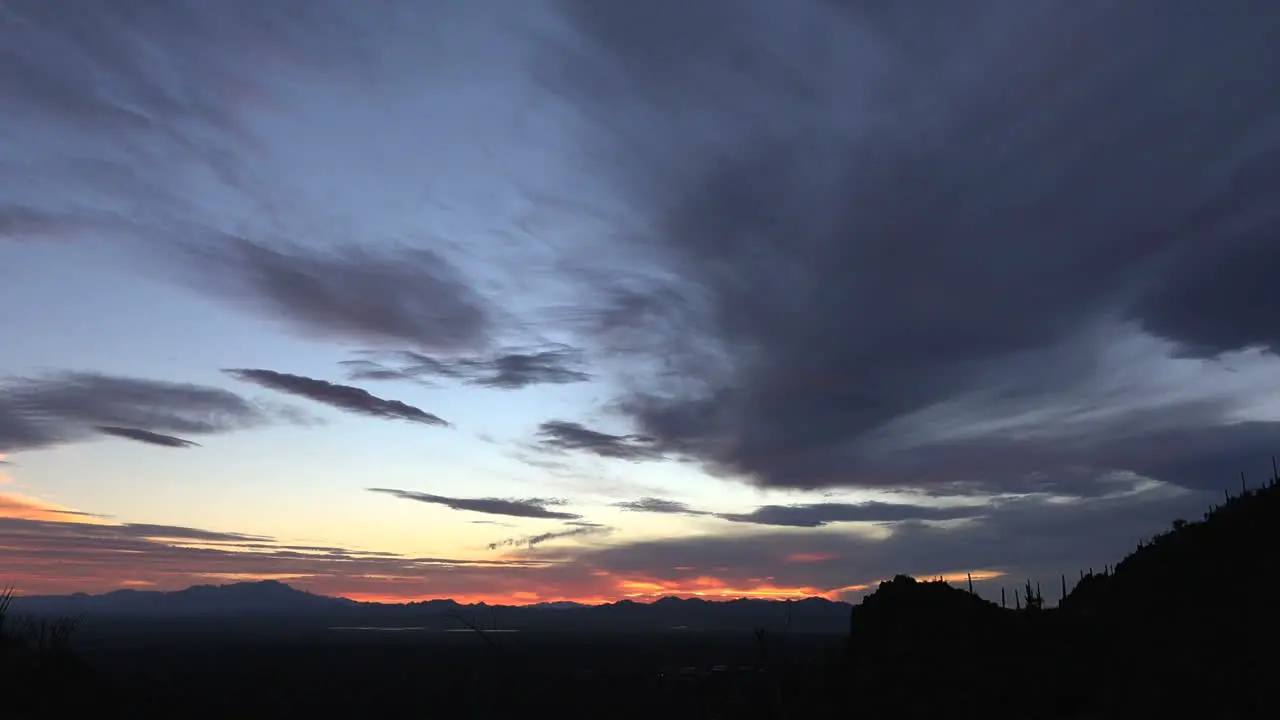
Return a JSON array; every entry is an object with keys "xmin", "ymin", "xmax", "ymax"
[
  {"xmin": 342, "ymin": 345, "xmax": 591, "ymax": 390},
  {"xmin": 463, "ymin": 348, "xmax": 592, "ymax": 390},
  {"xmin": 613, "ymin": 497, "xmax": 708, "ymax": 516},
  {"xmin": 224, "ymin": 368, "xmax": 449, "ymax": 427},
  {"xmin": 534, "ymin": 420, "xmax": 664, "ymax": 462},
  {"xmin": 487, "ymin": 522, "xmax": 612, "ymax": 551},
  {"xmin": 0, "ymin": 372, "xmax": 277, "ymax": 454},
  {"xmin": 368, "ymin": 488, "xmax": 581, "ymax": 520}
]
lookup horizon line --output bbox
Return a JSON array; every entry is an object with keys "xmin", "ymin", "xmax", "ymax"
[{"xmin": 6, "ymin": 578, "xmax": 854, "ymax": 607}]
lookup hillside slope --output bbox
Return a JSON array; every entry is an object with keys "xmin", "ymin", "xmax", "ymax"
[{"xmin": 834, "ymin": 471, "xmax": 1280, "ymax": 718}]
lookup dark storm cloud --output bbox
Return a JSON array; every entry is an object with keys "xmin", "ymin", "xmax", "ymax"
[
  {"xmin": 95, "ymin": 426, "xmax": 200, "ymax": 449},
  {"xmin": 1126, "ymin": 148, "xmax": 1280, "ymax": 354},
  {"xmin": 535, "ymin": 420, "xmax": 663, "ymax": 461},
  {"xmin": 191, "ymin": 238, "xmax": 494, "ymax": 353},
  {"xmin": 343, "ymin": 346, "xmax": 590, "ymax": 389},
  {"xmin": 368, "ymin": 488, "xmax": 582, "ymax": 520},
  {"xmin": 487, "ymin": 523, "xmax": 611, "ymax": 551},
  {"xmin": 542, "ymin": 0, "xmax": 1280, "ymax": 493},
  {"xmin": 225, "ymin": 369, "xmax": 449, "ymax": 427},
  {"xmin": 0, "ymin": 372, "xmax": 273, "ymax": 453}
]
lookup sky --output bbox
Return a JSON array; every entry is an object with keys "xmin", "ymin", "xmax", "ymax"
[{"xmin": 3, "ymin": 0, "xmax": 1280, "ymax": 606}]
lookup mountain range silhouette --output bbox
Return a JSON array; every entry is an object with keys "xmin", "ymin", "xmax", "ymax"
[{"xmin": 10, "ymin": 581, "xmax": 853, "ymax": 632}]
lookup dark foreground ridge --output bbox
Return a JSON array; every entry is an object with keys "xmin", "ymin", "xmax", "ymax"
[
  {"xmin": 4, "ymin": 471, "xmax": 1278, "ymax": 718},
  {"xmin": 836, "ymin": 472, "xmax": 1280, "ymax": 718}
]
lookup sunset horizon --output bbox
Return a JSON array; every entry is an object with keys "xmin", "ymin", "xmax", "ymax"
[
  {"xmin": 1, "ymin": 480, "xmax": 974, "ymax": 605},
  {"xmin": 4, "ymin": 1, "xmax": 1278, "ymax": 617}
]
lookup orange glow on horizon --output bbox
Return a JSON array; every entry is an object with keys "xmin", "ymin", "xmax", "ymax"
[
  {"xmin": 337, "ymin": 590, "xmax": 619, "ymax": 606},
  {"xmin": 2, "ymin": 568, "xmax": 1014, "ymax": 605},
  {"xmin": 191, "ymin": 572, "xmax": 315, "ymax": 583},
  {"xmin": 925, "ymin": 570, "xmax": 1005, "ymax": 584},
  {"xmin": 301, "ymin": 571, "xmax": 845, "ymax": 606},
  {"xmin": 613, "ymin": 573, "xmax": 836, "ymax": 601}
]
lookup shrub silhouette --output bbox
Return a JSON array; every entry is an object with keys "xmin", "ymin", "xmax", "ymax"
[{"xmin": 1, "ymin": 585, "xmax": 97, "ymax": 717}]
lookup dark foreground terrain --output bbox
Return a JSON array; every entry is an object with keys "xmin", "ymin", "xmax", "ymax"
[
  {"xmin": 6, "ymin": 470, "xmax": 1280, "ymax": 719},
  {"xmin": 15, "ymin": 623, "xmax": 845, "ymax": 718}
]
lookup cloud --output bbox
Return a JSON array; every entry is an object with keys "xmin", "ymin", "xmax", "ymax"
[
  {"xmin": 368, "ymin": 488, "xmax": 582, "ymax": 520},
  {"xmin": 342, "ymin": 345, "xmax": 591, "ymax": 390},
  {"xmin": 546, "ymin": 480, "xmax": 1214, "ymax": 603},
  {"xmin": 716, "ymin": 502, "xmax": 978, "ymax": 528},
  {"xmin": 224, "ymin": 369, "xmax": 448, "ymax": 427},
  {"xmin": 537, "ymin": 0, "xmax": 1280, "ymax": 494},
  {"xmin": 0, "ymin": 372, "xmax": 274, "ymax": 454},
  {"xmin": 613, "ymin": 497, "xmax": 708, "ymax": 515},
  {"xmin": 0, "ymin": 1, "xmax": 393, "ymax": 197},
  {"xmin": 189, "ymin": 238, "xmax": 494, "ymax": 353},
  {"xmin": 1126, "ymin": 148, "xmax": 1280, "ymax": 355},
  {"xmin": 342, "ymin": 355, "xmax": 455, "ymax": 384},
  {"xmin": 1, "ymin": 3, "xmax": 501, "ymax": 354},
  {"xmin": 0, "ymin": 493, "xmax": 566, "ymax": 603},
  {"xmin": 0, "ymin": 493, "xmax": 115, "ymax": 524},
  {"xmin": 5, "ymin": 478, "xmax": 1210, "ymax": 605},
  {"xmin": 465, "ymin": 348, "xmax": 592, "ymax": 389},
  {"xmin": 614, "ymin": 495, "xmax": 981, "ymax": 527},
  {"xmin": 487, "ymin": 523, "xmax": 612, "ymax": 551},
  {"xmin": 0, "ymin": 206, "xmax": 77, "ymax": 241},
  {"xmin": 95, "ymin": 426, "xmax": 200, "ymax": 448},
  {"xmin": 535, "ymin": 420, "xmax": 664, "ymax": 461}
]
